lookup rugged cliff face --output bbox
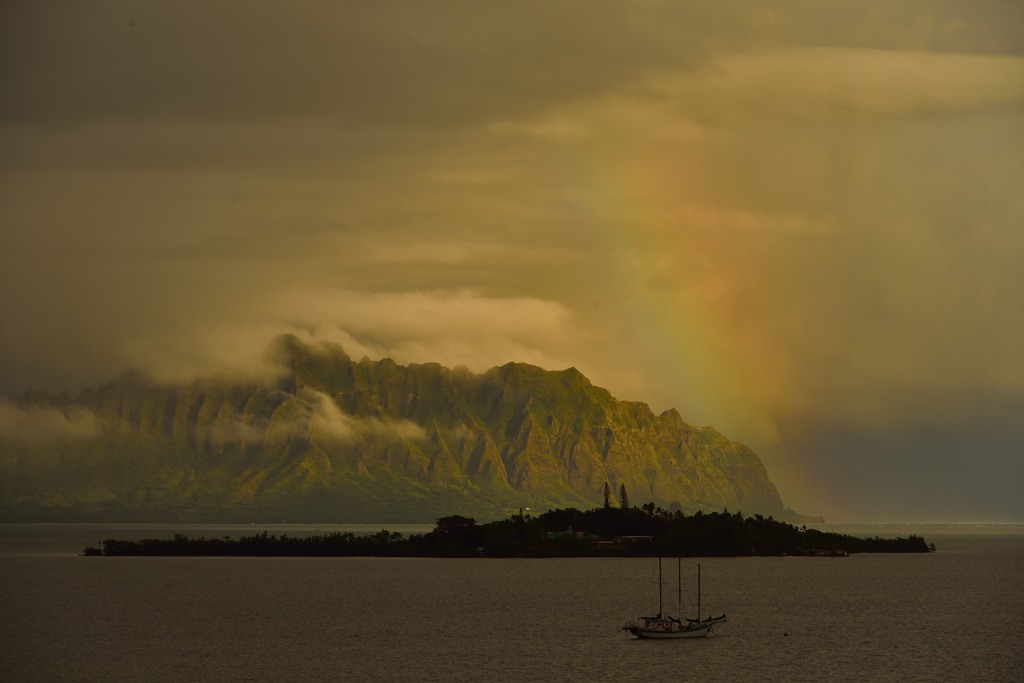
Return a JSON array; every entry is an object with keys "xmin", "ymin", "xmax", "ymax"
[{"xmin": 0, "ymin": 336, "xmax": 794, "ymax": 522}]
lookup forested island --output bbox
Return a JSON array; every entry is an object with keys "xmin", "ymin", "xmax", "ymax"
[{"xmin": 83, "ymin": 506, "xmax": 934, "ymax": 557}]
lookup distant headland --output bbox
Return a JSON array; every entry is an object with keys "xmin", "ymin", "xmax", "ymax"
[
  {"xmin": 4, "ymin": 336, "xmax": 818, "ymax": 526},
  {"xmin": 83, "ymin": 506, "xmax": 933, "ymax": 558}
]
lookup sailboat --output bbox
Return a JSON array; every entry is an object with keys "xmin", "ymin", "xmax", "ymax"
[{"xmin": 623, "ymin": 558, "xmax": 726, "ymax": 639}]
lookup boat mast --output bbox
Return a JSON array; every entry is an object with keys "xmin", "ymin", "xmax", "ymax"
[
  {"xmin": 677, "ymin": 557, "xmax": 682, "ymax": 619},
  {"xmin": 658, "ymin": 556, "xmax": 663, "ymax": 617},
  {"xmin": 697, "ymin": 563, "xmax": 701, "ymax": 621}
]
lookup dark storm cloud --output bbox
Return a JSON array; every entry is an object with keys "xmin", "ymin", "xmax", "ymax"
[
  {"xmin": 4, "ymin": 1, "xmax": 1021, "ymax": 127},
  {"xmin": 0, "ymin": 1, "xmax": 709, "ymax": 127},
  {"xmin": 777, "ymin": 387, "xmax": 1024, "ymax": 522}
]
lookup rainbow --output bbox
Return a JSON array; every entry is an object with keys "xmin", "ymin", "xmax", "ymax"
[{"xmin": 570, "ymin": 145, "xmax": 821, "ymax": 513}]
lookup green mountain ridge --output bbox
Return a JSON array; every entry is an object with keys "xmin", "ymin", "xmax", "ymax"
[{"xmin": 0, "ymin": 335, "xmax": 812, "ymax": 523}]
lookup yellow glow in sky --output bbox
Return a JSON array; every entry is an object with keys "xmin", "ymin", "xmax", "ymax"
[{"xmin": 1, "ymin": 1, "xmax": 1022, "ymax": 521}]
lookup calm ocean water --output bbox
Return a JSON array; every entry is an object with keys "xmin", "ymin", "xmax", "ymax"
[{"xmin": 1, "ymin": 524, "xmax": 1022, "ymax": 682}]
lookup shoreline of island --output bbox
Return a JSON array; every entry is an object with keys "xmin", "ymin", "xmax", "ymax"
[{"xmin": 82, "ymin": 506, "xmax": 934, "ymax": 557}]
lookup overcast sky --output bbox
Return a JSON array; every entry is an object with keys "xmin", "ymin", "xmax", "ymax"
[{"xmin": 2, "ymin": 1, "xmax": 1022, "ymax": 522}]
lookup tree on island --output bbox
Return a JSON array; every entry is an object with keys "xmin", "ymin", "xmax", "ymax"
[
  {"xmin": 619, "ymin": 483, "xmax": 629, "ymax": 510},
  {"xmin": 603, "ymin": 482, "xmax": 612, "ymax": 509}
]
